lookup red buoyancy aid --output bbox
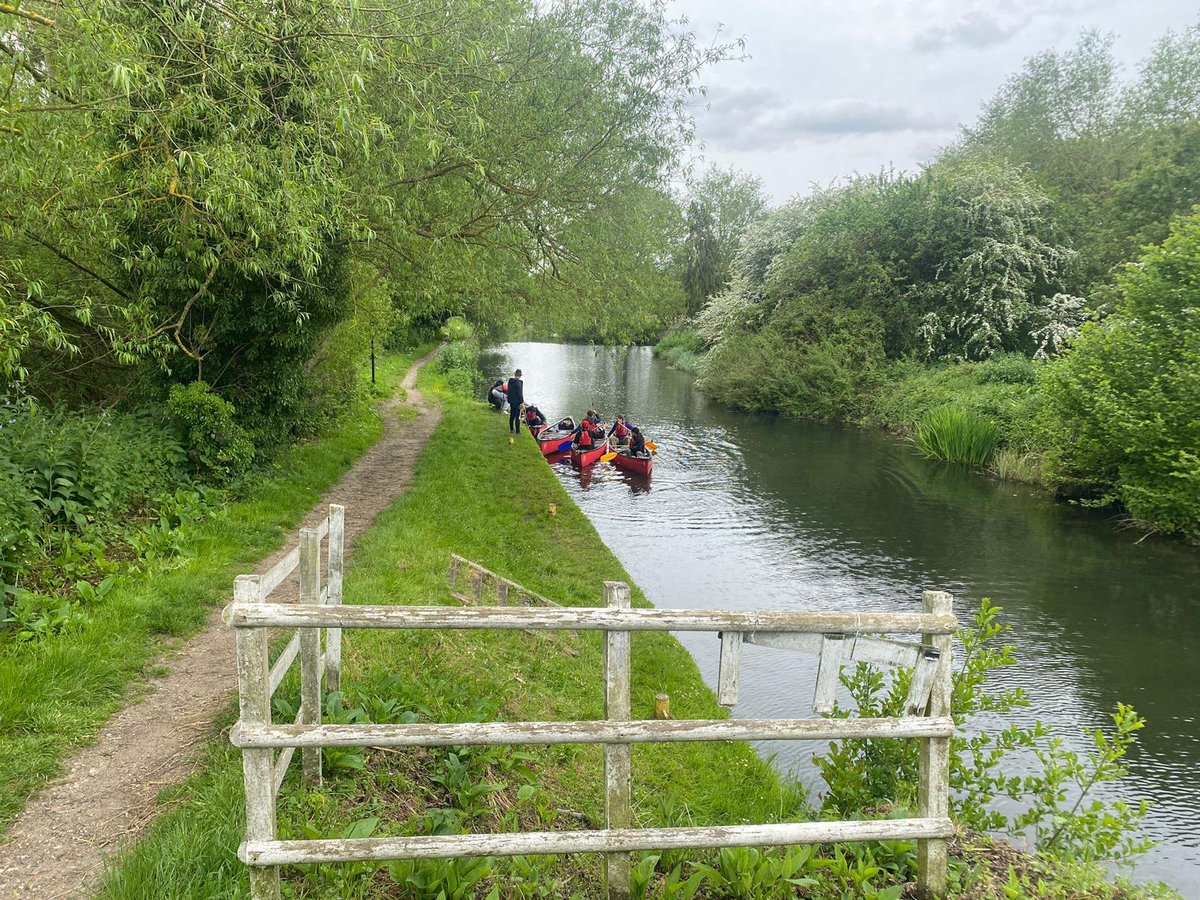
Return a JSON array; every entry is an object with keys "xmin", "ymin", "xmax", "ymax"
[
  {"xmin": 578, "ymin": 428, "xmax": 594, "ymax": 448},
  {"xmin": 614, "ymin": 422, "xmax": 629, "ymax": 438}
]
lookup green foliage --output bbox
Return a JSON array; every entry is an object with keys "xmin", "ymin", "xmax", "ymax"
[
  {"xmin": 817, "ymin": 600, "xmax": 1152, "ymax": 865},
  {"xmin": 439, "ymin": 317, "xmax": 474, "ymax": 342},
  {"xmin": 519, "ymin": 183, "xmax": 688, "ymax": 344},
  {"xmin": 871, "ymin": 355, "xmax": 1045, "ymax": 451},
  {"xmin": 913, "ymin": 405, "xmax": 1000, "ymax": 466},
  {"xmin": 433, "ymin": 338, "xmax": 482, "ymax": 399},
  {"xmin": 653, "ymin": 327, "xmax": 706, "ymax": 375},
  {"xmin": 165, "ymin": 383, "xmax": 254, "ymax": 483},
  {"xmin": 1043, "ymin": 210, "xmax": 1200, "ymax": 538},
  {"xmin": 701, "ymin": 315, "xmax": 885, "ymax": 420},
  {"xmin": 959, "ymin": 24, "xmax": 1200, "ymax": 294}
]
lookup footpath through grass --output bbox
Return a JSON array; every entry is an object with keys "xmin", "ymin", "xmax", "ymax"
[
  {"xmin": 0, "ymin": 346, "xmax": 431, "ymax": 832},
  {"xmin": 98, "ymin": 369, "xmax": 806, "ymax": 899}
]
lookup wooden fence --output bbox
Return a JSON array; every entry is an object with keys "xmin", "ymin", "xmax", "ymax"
[{"xmin": 226, "ymin": 544, "xmax": 956, "ymax": 900}]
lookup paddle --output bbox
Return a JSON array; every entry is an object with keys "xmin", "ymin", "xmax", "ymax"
[
  {"xmin": 646, "ymin": 441, "xmax": 658, "ymax": 453},
  {"xmin": 600, "ymin": 440, "xmax": 617, "ymax": 463}
]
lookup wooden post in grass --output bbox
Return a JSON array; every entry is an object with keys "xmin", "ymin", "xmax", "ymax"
[
  {"xmin": 326, "ymin": 505, "xmax": 345, "ymax": 694},
  {"xmin": 235, "ymin": 574, "xmax": 280, "ymax": 900},
  {"xmin": 917, "ymin": 591, "xmax": 953, "ymax": 897},
  {"xmin": 603, "ymin": 581, "xmax": 632, "ymax": 900},
  {"xmin": 299, "ymin": 527, "xmax": 323, "ymax": 786}
]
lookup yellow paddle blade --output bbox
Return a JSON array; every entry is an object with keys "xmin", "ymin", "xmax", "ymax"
[
  {"xmin": 645, "ymin": 441, "xmax": 658, "ymax": 452},
  {"xmin": 600, "ymin": 451, "xmax": 617, "ymax": 462}
]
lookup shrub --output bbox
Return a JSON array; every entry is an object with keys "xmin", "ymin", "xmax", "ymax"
[
  {"xmin": 433, "ymin": 337, "xmax": 482, "ymax": 398},
  {"xmin": 166, "ymin": 382, "xmax": 255, "ymax": 482},
  {"xmin": 913, "ymin": 405, "xmax": 999, "ymax": 466},
  {"xmin": 702, "ymin": 315, "xmax": 884, "ymax": 421},
  {"xmin": 1043, "ymin": 210, "xmax": 1200, "ymax": 538},
  {"xmin": 439, "ymin": 316, "xmax": 474, "ymax": 342}
]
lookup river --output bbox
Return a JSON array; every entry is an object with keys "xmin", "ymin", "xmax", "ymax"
[{"xmin": 485, "ymin": 342, "xmax": 1200, "ymax": 891}]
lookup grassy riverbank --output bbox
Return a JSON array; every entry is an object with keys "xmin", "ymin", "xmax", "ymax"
[
  {"xmin": 97, "ymin": 361, "xmax": 1175, "ymax": 899},
  {"xmin": 0, "ymin": 347, "xmax": 431, "ymax": 831}
]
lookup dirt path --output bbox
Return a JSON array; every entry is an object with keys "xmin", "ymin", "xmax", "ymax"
[{"xmin": 0, "ymin": 350, "xmax": 443, "ymax": 899}]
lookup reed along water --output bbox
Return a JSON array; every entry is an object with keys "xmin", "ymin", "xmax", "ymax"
[{"xmin": 486, "ymin": 342, "xmax": 1200, "ymax": 891}]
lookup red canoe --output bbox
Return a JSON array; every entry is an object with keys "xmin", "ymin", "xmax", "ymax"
[
  {"xmin": 570, "ymin": 442, "xmax": 607, "ymax": 468},
  {"xmin": 611, "ymin": 447, "xmax": 653, "ymax": 476},
  {"xmin": 537, "ymin": 431, "xmax": 573, "ymax": 456}
]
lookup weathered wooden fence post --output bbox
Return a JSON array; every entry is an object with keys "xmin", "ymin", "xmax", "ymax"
[
  {"xmin": 603, "ymin": 581, "xmax": 632, "ymax": 900},
  {"xmin": 325, "ymin": 505, "xmax": 345, "ymax": 694},
  {"xmin": 234, "ymin": 574, "xmax": 280, "ymax": 900},
  {"xmin": 299, "ymin": 527, "xmax": 323, "ymax": 786},
  {"xmin": 917, "ymin": 590, "xmax": 953, "ymax": 897}
]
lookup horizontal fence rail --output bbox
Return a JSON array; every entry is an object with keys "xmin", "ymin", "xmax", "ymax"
[
  {"xmin": 224, "ymin": 602, "xmax": 958, "ymax": 635},
  {"xmin": 229, "ymin": 539, "xmax": 958, "ymax": 900},
  {"xmin": 231, "ymin": 716, "xmax": 956, "ymax": 749},
  {"xmin": 240, "ymin": 817, "xmax": 957, "ymax": 866}
]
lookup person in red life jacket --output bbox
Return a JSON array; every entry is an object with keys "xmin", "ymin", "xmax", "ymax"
[
  {"xmin": 610, "ymin": 414, "xmax": 631, "ymax": 446},
  {"xmin": 506, "ymin": 369, "xmax": 524, "ymax": 433},
  {"xmin": 524, "ymin": 405, "xmax": 546, "ymax": 428},
  {"xmin": 573, "ymin": 410, "xmax": 605, "ymax": 447}
]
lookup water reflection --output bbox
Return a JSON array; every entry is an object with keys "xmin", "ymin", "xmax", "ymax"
[{"xmin": 485, "ymin": 342, "xmax": 1200, "ymax": 890}]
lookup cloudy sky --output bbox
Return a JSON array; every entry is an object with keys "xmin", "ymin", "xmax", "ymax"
[{"xmin": 672, "ymin": 0, "xmax": 1199, "ymax": 203}]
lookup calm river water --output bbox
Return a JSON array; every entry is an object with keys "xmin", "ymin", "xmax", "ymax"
[{"xmin": 486, "ymin": 342, "xmax": 1200, "ymax": 891}]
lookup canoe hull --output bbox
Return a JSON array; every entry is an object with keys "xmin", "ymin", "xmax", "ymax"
[
  {"xmin": 570, "ymin": 443, "xmax": 607, "ymax": 468},
  {"xmin": 537, "ymin": 433, "xmax": 573, "ymax": 456},
  {"xmin": 612, "ymin": 450, "xmax": 652, "ymax": 476}
]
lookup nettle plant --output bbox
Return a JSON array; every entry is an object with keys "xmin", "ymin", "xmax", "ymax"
[{"xmin": 817, "ymin": 600, "xmax": 1152, "ymax": 865}]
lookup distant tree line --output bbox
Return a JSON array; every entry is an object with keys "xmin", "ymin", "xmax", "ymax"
[{"xmin": 671, "ymin": 22, "xmax": 1200, "ymax": 539}]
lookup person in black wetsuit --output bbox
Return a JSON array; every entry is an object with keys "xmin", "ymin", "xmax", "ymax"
[{"xmin": 506, "ymin": 369, "xmax": 524, "ymax": 433}]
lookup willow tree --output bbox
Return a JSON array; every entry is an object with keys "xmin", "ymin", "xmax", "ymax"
[{"xmin": 2, "ymin": 0, "xmax": 730, "ymax": 431}]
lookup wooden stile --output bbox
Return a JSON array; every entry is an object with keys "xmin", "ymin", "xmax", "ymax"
[
  {"xmin": 326, "ymin": 505, "xmax": 345, "ymax": 694},
  {"xmin": 603, "ymin": 582, "xmax": 632, "ymax": 900},
  {"xmin": 717, "ymin": 631, "xmax": 742, "ymax": 707},
  {"xmin": 299, "ymin": 528, "xmax": 322, "ymax": 787},
  {"xmin": 917, "ymin": 591, "xmax": 953, "ymax": 898},
  {"xmin": 235, "ymin": 574, "xmax": 281, "ymax": 900},
  {"xmin": 813, "ymin": 634, "xmax": 846, "ymax": 715},
  {"xmin": 231, "ymin": 541, "xmax": 958, "ymax": 900}
]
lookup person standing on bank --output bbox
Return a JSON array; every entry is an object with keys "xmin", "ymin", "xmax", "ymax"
[{"xmin": 507, "ymin": 369, "xmax": 525, "ymax": 433}]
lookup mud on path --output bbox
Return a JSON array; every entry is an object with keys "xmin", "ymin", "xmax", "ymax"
[{"xmin": 0, "ymin": 350, "xmax": 443, "ymax": 899}]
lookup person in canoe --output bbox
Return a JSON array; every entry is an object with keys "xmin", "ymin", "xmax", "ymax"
[
  {"xmin": 627, "ymin": 426, "xmax": 649, "ymax": 457},
  {"xmin": 573, "ymin": 412, "xmax": 605, "ymax": 447},
  {"xmin": 487, "ymin": 379, "xmax": 507, "ymax": 411},
  {"xmin": 524, "ymin": 405, "xmax": 546, "ymax": 428},
  {"xmin": 609, "ymin": 414, "xmax": 632, "ymax": 446}
]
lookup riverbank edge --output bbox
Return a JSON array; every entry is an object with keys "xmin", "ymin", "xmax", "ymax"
[
  {"xmin": 96, "ymin": 361, "xmax": 1175, "ymax": 899},
  {"xmin": 653, "ymin": 330, "xmax": 1074, "ymax": 497},
  {"xmin": 0, "ymin": 347, "xmax": 431, "ymax": 832}
]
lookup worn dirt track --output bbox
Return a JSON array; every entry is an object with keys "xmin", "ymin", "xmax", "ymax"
[{"xmin": 0, "ymin": 350, "xmax": 443, "ymax": 899}]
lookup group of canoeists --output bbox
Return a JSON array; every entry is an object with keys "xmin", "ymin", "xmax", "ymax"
[{"xmin": 486, "ymin": 368, "xmax": 655, "ymax": 475}]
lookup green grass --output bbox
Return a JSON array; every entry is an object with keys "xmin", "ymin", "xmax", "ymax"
[
  {"xmin": 912, "ymin": 405, "xmax": 1000, "ymax": 467},
  {"xmin": 0, "ymin": 346, "xmax": 434, "ymax": 832},
  {"xmin": 653, "ymin": 327, "xmax": 707, "ymax": 376},
  {"xmin": 98, "ymin": 371, "xmax": 808, "ymax": 899}
]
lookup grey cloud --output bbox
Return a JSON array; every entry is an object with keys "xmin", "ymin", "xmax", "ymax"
[
  {"xmin": 912, "ymin": 10, "xmax": 1032, "ymax": 53},
  {"xmin": 699, "ymin": 90, "xmax": 956, "ymax": 151}
]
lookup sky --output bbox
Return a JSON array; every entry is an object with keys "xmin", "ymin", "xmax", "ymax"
[{"xmin": 672, "ymin": 0, "xmax": 1199, "ymax": 203}]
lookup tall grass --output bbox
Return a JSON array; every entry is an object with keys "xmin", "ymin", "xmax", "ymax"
[{"xmin": 913, "ymin": 404, "xmax": 999, "ymax": 466}]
